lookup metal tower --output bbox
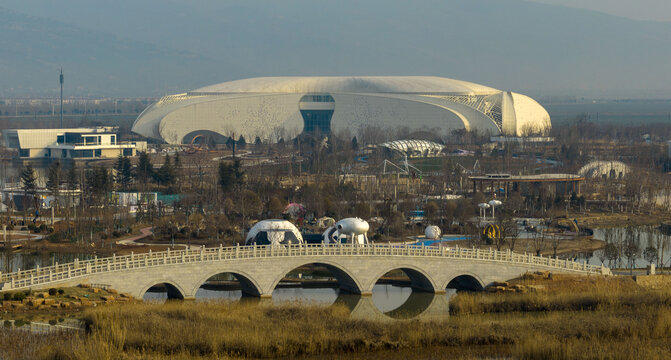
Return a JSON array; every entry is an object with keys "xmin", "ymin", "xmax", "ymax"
[{"xmin": 59, "ymin": 69, "xmax": 64, "ymax": 128}]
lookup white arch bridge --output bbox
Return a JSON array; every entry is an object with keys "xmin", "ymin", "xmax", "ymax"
[{"xmin": 0, "ymin": 243, "xmax": 610, "ymax": 299}]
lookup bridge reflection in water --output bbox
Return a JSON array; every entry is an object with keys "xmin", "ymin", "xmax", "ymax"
[{"xmin": 145, "ymin": 284, "xmax": 454, "ymax": 322}]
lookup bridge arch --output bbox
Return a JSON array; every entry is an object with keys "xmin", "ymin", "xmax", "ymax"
[
  {"xmin": 140, "ymin": 280, "xmax": 187, "ymax": 300},
  {"xmin": 443, "ymin": 273, "xmax": 485, "ymax": 291},
  {"xmin": 368, "ymin": 264, "xmax": 438, "ymax": 293},
  {"xmin": 270, "ymin": 260, "xmax": 363, "ymax": 295},
  {"xmin": 191, "ymin": 269, "xmax": 263, "ymax": 298}
]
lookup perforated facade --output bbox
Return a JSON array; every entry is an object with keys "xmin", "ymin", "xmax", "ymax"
[{"xmin": 132, "ymin": 76, "xmax": 551, "ymax": 144}]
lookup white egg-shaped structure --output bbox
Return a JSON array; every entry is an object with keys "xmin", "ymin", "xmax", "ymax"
[
  {"xmin": 245, "ymin": 219, "xmax": 303, "ymax": 246},
  {"xmin": 323, "ymin": 218, "xmax": 370, "ymax": 244},
  {"xmin": 336, "ymin": 217, "xmax": 370, "ymax": 235},
  {"xmin": 424, "ymin": 225, "xmax": 442, "ymax": 240}
]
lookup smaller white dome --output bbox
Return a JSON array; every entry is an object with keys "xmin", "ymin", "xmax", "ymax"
[
  {"xmin": 578, "ymin": 161, "xmax": 628, "ymax": 179},
  {"xmin": 425, "ymin": 225, "xmax": 442, "ymax": 240},
  {"xmin": 245, "ymin": 219, "xmax": 303, "ymax": 246}
]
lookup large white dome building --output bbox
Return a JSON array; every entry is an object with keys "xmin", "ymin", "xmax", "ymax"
[{"xmin": 132, "ymin": 76, "xmax": 551, "ymax": 144}]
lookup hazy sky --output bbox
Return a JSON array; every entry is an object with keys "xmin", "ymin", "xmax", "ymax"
[
  {"xmin": 529, "ymin": 0, "xmax": 671, "ymax": 22},
  {"xmin": 1, "ymin": 0, "xmax": 670, "ymax": 97}
]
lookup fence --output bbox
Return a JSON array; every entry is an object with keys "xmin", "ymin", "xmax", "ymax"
[{"xmin": 0, "ymin": 243, "xmax": 608, "ymax": 291}]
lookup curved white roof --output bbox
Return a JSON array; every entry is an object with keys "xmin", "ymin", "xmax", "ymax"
[
  {"xmin": 578, "ymin": 161, "xmax": 629, "ymax": 179},
  {"xmin": 379, "ymin": 139, "xmax": 445, "ymax": 157},
  {"xmin": 193, "ymin": 76, "xmax": 499, "ymax": 95},
  {"xmin": 245, "ymin": 219, "xmax": 303, "ymax": 246},
  {"xmin": 132, "ymin": 76, "xmax": 552, "ymax": 142}
]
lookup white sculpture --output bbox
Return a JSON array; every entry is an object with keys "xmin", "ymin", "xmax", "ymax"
[
  {"xmin": 323, "ymin": 217, "xmax": 370, "ymax": 244},
  {"xmin": 424, "ymin": 225, "xmax": 442, "ymax": 240}
]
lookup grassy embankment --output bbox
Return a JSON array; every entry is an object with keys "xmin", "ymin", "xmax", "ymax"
[{"xmin": 3, "ymin": 274, "xmax": 671, "ymax": 360}]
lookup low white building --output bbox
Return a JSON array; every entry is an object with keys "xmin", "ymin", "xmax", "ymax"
[{"xmin": 2, "ymin": 127, "xmax": 146, "ymax": 159}]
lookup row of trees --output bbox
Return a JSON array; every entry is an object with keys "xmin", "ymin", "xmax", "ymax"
[{"xmin": 595, "ymin": 226, "xmax": 670, "ymax": 273}]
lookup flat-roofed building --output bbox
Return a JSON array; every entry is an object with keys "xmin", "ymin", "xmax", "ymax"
[
  {"xmin": 469, "ymin": 173, "xmax": 584, "ymax": 197},
  {"xmin": 2, "ymin": 127, "xmax": 146, "ymax": 159}
]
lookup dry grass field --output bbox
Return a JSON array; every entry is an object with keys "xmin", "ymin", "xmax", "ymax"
[{"xmin": 2, "ymin": 274, "xmax": 671, "ymax": 359}]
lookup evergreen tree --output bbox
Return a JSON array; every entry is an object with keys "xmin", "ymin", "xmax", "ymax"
[
  {"xmin": 85, "ymin": 167, "xmax": 112, "ymax": 206},
  {"xmin": 21, "ymin": 165, "xmax": 37, "ymax": 211},
  {"xmin": 154, "ymin": 155, "xmax": 176, "ymax": 186},
  {"xmin": 136, "ymin": 151, "xmax": 153, "ymax": 186},
  {"xmin": 114, "ymin": 154, "xmax": 133, "ymax": 191},
  {"xmin": 226, "ymin": 137, "xmax": 236, "ymax": 150},
  {"xmin": 173, "ymin": 152, "xmax": 182, "ymax": 191},
  {"xmin": 238, "ymin": 135, "xmax": 247, "ymax": 149},
  {"xmin": 351, "ymin": 136, "xmax": 359, "ymax": 151},
  {"xmin": 218, "ymin": 159, "xmax": 244, "ymax": 193},
  {"xmin": 21, "ymin": 165, "xmax": 37, "ymax": 196},
  {"xmin": 66, "ymin": 165, "xmax": 78, "ymax": 191},
  {"xmin": 46, "ymin": 161, "xmax": 61, "ymax": 197}
]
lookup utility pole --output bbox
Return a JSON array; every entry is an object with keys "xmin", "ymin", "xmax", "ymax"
[{"xmin": 59, "ymin": 68, "xmax": 64, "ymax": 128}]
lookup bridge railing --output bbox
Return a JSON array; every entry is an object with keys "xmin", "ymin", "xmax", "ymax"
[{"xmin": 0, "ymin": 243, "xmax": 609, "ymax": 291}]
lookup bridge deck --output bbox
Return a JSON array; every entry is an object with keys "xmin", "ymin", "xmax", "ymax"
[{"xmin": 0, "ymin": 243, "xmax": 609, "ymax": 292}]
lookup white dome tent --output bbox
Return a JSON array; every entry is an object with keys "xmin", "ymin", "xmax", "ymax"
[
  {"xmin": 323, "ymin": 218, "xmax": 370, "ymax": 244},
  {"xmin": 245, "ymin": 219, "xmax": 303, "ymax": 246}
]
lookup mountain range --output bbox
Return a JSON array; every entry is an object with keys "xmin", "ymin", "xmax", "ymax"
[{"xmin": 1, "ymin": 0, "xmax": 670, "ymax": 98}]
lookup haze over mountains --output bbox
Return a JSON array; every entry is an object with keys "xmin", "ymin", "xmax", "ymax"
[{"xmin": 1, "ymin": 0, "xmax": 670, "ymax": 98}]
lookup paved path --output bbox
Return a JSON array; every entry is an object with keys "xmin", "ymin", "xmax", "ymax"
[{"xmin": 117, "ymin": 227, "xmax": 200, "ymax": 250}]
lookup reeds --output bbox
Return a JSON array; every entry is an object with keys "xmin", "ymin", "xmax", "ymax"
[{"xmin": 8, "ymin": 275, "xmax": 671, "ymax": 359}]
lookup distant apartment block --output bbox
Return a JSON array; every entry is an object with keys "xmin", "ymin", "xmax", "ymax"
[{"xmin": 1, "ymin": 127, "xmax": 146, "ymax": 159}]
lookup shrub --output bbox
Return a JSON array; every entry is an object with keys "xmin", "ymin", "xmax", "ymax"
[
  {"xmin": 27, "ymin": 224, "xmax": 36, "ymax": 230},
  {"xmin": 57, "ymin": 289, "xmax": 64, "ymax": 295},
  {"xmin": 20, "ymin": 227, "xmax": 27, "ymax": 231},
  {"xmin": 112, "ymin": 231, "xmax": 122, "ymax": 238},
  {"xmin": 39, "ymin": 224, "xmax": 47, "ymax": 231},
  {"xmin": 46, "ymin": 233, "xmax": 64, "ymax": 243},
  {"xmin": 12, "ymin": 292, "xmax": 25, "ymax": 301},
  {"xmin": 5, "ymin": 224, "xmax": 14, "ymax": 231},
  {"xmin": 48, "ymin": 288, "xmax": 57, "ymax": 296},
  {"xmin": 3, "ymin": 292, "xmax": 12, "ymax": 301}
]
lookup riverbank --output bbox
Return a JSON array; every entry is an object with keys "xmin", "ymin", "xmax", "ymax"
[
  {"xmin": 0, "ymin": 285, "xmax": 137, "ymax": 315},
  {"xmin": 571, "ymin": 211, "xmax": 668, "ymax": 228},
  {"xmin": 449, "ymin": 235, "xmax": 605, "ymax": 257},
  {"xmin": 3, "ymin": 274, "xmax": 670, "ymax": 359}
]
